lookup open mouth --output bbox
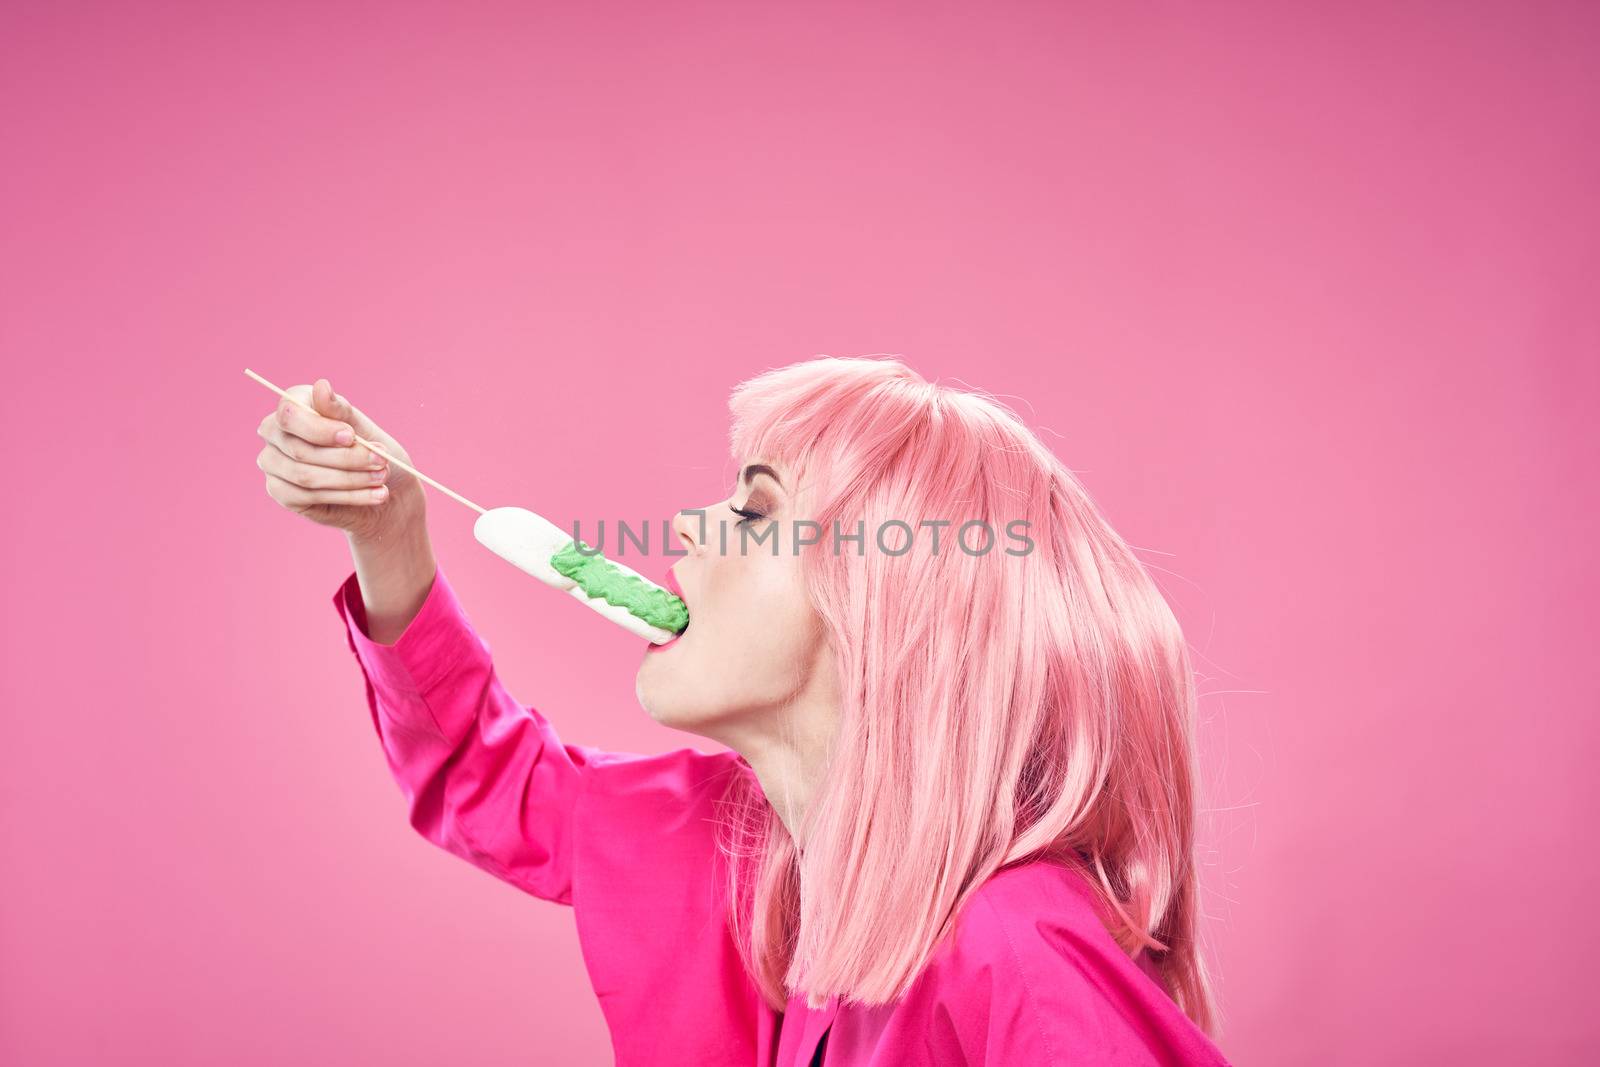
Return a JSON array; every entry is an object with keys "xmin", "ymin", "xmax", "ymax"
[
  {"xmin": 647, "ymin": 569, "xmax": 689, "ymax": 652},
  {"xmin": 647, "ymin": 626, "xmax": 684, "ymax": 652},
  {"xmin": 665, "ymin": 569, "xmax": 691, "ymax": 626}
]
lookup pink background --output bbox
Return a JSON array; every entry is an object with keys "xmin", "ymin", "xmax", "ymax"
[{"xmin": 3, "ymin": 2, "xmax": 1595, "ymax": 1064}]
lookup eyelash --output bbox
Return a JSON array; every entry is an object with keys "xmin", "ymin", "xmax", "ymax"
[{"xmin": 730, "ymin": 504, "xmax": 764, "ymax": 526}]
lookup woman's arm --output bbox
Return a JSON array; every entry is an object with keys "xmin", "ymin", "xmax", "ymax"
[
  {"xmin": 337, "ymin": 515, "xmax": 771, "ymax": 1064},
  {"xmin": 334, "ymin": 523, "xmax": 610, "ymax": 906},
  {"xmin": 345, "ymin": 492, "xmax": 435, "ymax": 644}
]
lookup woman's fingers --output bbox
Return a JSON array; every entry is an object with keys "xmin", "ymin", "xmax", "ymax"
[
  {"xmin": 258, "ymin": 444, "xmax": 389, "ymax": 491},
  {"xmin": 257, "ymin": 418, "xmax": 386, "ymax": 470},
  {"xmin": 276, "ymin": 384, "xmax": 356, "ymax": 447},
  {"xmin": 315, "ymin": 377, "xmax": 386, "ymax": 442},
  {"xmin": 255, "ymin": 380, "xmax": 411, "ymax": 530},
  {"xmin": 262, "ymin": 469, "xmax": 391, "ymax": 508}
]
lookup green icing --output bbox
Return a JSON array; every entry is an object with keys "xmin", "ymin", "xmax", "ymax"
[{"xmin": 550, "ymin": 540, "xmax": 689, "ymax": 634}]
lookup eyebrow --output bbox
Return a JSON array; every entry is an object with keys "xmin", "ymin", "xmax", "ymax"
[{"xmin": 741, "ymin": 463, "xmax": 783, "ymax": 489}]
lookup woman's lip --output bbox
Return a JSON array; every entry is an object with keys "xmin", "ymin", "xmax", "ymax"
[
  {"xmin": 646, "ymin": 568, "xmax": 688, "ymax": 652},
  {"xmin": 646, "ymin": 615, "xmax": 684, "ymax": 652},
  {"xmin": 664, "ymin": 568, "xmax": 686, "ymax": 602}
]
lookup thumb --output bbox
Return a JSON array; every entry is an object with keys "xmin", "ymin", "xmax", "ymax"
[
  {"xmin": 311, "ymin": 378, "xmax": 342, "ymax": 419},
  {"xmin": 323, "ymin": 382, "xmax": 382, "ymax": 441}
]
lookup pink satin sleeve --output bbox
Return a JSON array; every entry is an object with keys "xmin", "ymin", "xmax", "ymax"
[
  {"xmin": 331, "ymin": 565, "xmax": 611, "ymax": 906},
  {"xmin": 332, "ymin": 565, "xmax": 769, "ymax": 1065}
]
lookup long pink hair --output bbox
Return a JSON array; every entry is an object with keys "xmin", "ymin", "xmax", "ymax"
[{"xmin": 712, "ymin": 355, "xmax": 1221, "ymax": 1036}]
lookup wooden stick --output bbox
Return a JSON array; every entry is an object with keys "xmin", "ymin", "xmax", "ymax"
[{"xmin": 243, "ymin": 368, "xmax": 485, "ymax": 514}]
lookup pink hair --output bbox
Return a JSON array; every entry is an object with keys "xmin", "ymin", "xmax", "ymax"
[{"xmin": 711, "ymin": 355, "xmax": 1222, "ymax": 1037}]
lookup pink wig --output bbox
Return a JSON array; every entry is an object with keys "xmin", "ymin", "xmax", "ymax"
[{"xmin": 713, "ymin": 355, "xmax": 1221, "ymax": 1036}]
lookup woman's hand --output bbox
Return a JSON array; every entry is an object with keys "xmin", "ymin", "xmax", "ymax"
[{"xmin": 256, "ymin": 378, "xmax": 423, "ymax": 544}]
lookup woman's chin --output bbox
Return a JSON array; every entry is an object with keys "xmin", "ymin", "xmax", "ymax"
[
  {"xmin": 642, "ymin": 701, "xmax": 694, "ymax": 731},
  {"xmin": 635, "ymin": 668, "xmax": 685, "ymax": 725},
  {"xmin": 636, "ymin": 686, "xmax": 717, "ymax": 736}
]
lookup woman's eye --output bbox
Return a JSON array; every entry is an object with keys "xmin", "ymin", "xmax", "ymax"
[{"xmin": 729, "ymin": 504, "xmax": 763, "ymax": 526}]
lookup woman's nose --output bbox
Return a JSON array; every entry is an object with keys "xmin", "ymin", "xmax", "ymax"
[{"xmin": 671, "ymin": 507, "xmax": 704, "ymax": 555}]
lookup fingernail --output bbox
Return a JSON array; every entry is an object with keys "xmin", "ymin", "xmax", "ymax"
[
  {"xmin": 373, "ymin": 485, "xmax": 389, "ymax": 500},
  {"xmin": 370, "ymin": 468, "xmax": 386, "ymax": 482},
  {"xmin": 336, "ymin": 428, "xmax": 354, "ymax": 445}
]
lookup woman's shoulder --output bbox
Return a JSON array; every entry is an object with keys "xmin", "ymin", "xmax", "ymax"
[
  {"xmin": 939, "ymin": 855, "xmax": 1110, "ymax": 966},
  {"xmin": 916, "ymin": 858, "xmax": 1106, "ymax": 1001},
  {"xmin": 909, "ymin": 858, "xmax": 1230, "ymax": 1065}
]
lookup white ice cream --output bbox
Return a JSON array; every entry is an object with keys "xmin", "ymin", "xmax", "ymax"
[{"xmin": 473, "ymin": 505, "xmax": 680, "ymax": 644}]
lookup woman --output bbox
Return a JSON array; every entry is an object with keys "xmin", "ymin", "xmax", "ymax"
[{"xmin": 256, "ymin": 356, "xmax": 1233, "ymax": 1066}]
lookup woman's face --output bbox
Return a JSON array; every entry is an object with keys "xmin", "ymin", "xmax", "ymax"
[{"xmin": 635, "ymin": 459, "xmax": 836, "ymax": 746}]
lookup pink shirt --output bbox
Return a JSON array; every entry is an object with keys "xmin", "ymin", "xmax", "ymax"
[{"xmin": 333, "ymin": 566, "xmax": 1233, "ymax": 1066}]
